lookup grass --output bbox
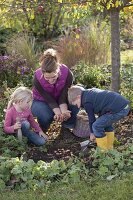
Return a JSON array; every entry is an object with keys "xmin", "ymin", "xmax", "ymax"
[{"xmin": 1, "ymin": 174, "xmax": 133, "ymax": 200}]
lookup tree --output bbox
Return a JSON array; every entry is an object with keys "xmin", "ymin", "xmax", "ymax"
[
  {"xmin": 79, "ymin": 0, "xmax": 133, "ymax": 92},
  {"xmin": 110, "ymin": 6, "xmax": 120, "ymax": 92},
  {"xmin": 0, "ymin": 0, "xmax": 133, "ymax": 92},
  {"xmin": 57, "ymin": 0, "xmax": 133, "ymax": 92},
  {"xmin": 0, "ymin": 0, "xmax": 64, "ymax": 39},
  {"xmin": 107, "ymin": 0, "xmax": 133, "ymax": 92}
]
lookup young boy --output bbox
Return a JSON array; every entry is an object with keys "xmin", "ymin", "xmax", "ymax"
[{"xmin": 68, "ymin": 85, "xmax": 130, "ymax": 150}]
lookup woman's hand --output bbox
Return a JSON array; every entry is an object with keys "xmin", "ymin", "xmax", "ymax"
[
  {"xmin": 54, "ymin": 114, "xmax": 64, "ymax": 122},
  {"xmin": 13, "ymin": 122, "xmax": 21, "ymax": 130},
  {"xmin": 39, "ymin": 131, "xmax": 48, "ymax": 140},
  {"xmin": 59, "ymin": 104, "xmax": 71, "ymax": 121}
]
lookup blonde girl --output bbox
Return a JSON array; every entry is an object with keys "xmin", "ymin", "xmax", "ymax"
[{"xmin": 4, "ymin": 86, "xmax": 48, "ymax": 146}]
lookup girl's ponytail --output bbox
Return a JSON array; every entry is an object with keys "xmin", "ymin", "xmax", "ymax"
[{"xmin": 7, "ymin": 97, "xmax": 14, "ymax": 110}]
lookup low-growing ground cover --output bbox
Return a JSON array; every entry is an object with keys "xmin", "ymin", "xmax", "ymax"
[{"xmin": 0, "ymin": 110, "xmax": 132, "ymax": 191}]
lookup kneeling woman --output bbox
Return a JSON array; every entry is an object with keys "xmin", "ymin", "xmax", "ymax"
[{"xmin": 32, "ymin": 48, "xmax": 79, "ymax": 132}]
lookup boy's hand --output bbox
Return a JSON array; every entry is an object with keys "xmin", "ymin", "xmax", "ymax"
[
  {"xmin": 39, "ymin": 131, "xmax": 48, "ymax": 141},
  {"xmin": 14, "ymin": 122, "xmax": 21, "ymax": 130},
  {"xmin": 53, "ymin": 108, "xmax": 64, "ymax": 122},
  {"xmin": 62, "ymin": 110, "xmax": 71, "ymax": 121},
  {"xmin": 90, "ymin": 133, "xmax": 96, "ymax": 141}
]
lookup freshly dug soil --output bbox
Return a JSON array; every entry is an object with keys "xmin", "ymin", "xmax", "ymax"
[{"xmin": 27, "ymin": 111, "xmax": 133, "ymax": 163}]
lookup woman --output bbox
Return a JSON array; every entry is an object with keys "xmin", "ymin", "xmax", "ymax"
[{"xmin": 31, "ymin": 48, "xmax": 79, "ymax": 132}]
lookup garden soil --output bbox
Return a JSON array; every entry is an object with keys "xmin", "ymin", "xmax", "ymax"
[{"xmin": 27, "ymin": 111, "xmax": 133, "ymax": 163}]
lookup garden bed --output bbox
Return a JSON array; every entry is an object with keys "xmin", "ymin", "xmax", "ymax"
[{"xmin": 27, "ymin": 111, "xmax": 133, "ymax": 163}]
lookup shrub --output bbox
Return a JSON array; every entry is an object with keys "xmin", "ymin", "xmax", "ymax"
[
  {"xmin": 120, "ymin": 64, "xmax": 133, "ymax": 108},
  {"xmin": 0, "ymin": 33, "xmax": 38, "ymax": 89},
  {"xmin": 72, "ymin": 61, "xmax": 106, "ymax": 88},
  {"xmin": 55, "ymin": 19, "xmax": 110, "ymax": 68},
  {"xmin": 121, "ymin": 15, "xmax": 133, "ymax": 41},
  {"xmin": 6, "ymin": 33, "xmax": 39, "ymax": 69},
  {"xmin": 55, "ymin": 33, "xmax": 84, "ymax": 68},
  {"xmin": 0, "ymin": 55, "xmax": 33, "ymax": 88},
  {"xmin": 0, "ymin": 28, "xmax": 16, "ymax": 55},
  {"xmin": 0, "ymin": 97, "xmax": 6, "ymax": 122}
]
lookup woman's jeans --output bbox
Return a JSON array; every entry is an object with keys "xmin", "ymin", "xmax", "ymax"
[
  {"xmin": 92, "ymin": 106, "xmax": 130, "ymax": 138},
  {"xmin": 21, "ymin": 121, "xmax": 46, "ymax": 146},
  {"xmin": 31, "ymin": 100, "xmax": 79, "ymax": 132}
]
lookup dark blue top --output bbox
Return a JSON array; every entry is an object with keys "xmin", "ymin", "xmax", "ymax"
[{"xmin": 81, "ymin": 88, "xmax": 130, "ymax": 132}]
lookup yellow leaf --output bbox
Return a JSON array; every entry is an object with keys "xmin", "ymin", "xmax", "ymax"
[
  {"xmin": 76, "ymin": 34, "xmax": 79, "ymax": 39},
  {"xmin": 30, "ymin": 14, "xmax": 34, "ymax": 20},
  {"xmin": 123, "ymin": 6, "xmax": 133, "ymax": 13},
  {"xmin": 115, "ymin": 0, "xmax": 119, "ymax": 8},
  {"xmin": 112, "ymin": 3, "xmax": 115, "ymax": 8},
  {"xmin": 107, "ymin": 3, "xmax": 111, "ymax": 10},
  {"xmin": 58, "ymin": 0, "xmax": 62, "ymax": 3}
]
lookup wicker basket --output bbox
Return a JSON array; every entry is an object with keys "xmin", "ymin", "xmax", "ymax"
[{"xmin": 73, "ymin": 110, "xmax": 91, "ymax": 138}]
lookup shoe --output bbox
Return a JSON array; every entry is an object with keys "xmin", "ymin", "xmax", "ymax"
[
  {"xmin": 105, "ymin": 131, "xmax": 114, "ymax": 149},
  {"xmin": 96, "ymin": 136, "xmax": 108, "ymax": 150}
]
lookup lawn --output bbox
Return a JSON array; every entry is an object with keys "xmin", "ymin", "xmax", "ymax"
[{"xmin": 1, "ymin": 175, "xmax": 133, "ymax": 200}]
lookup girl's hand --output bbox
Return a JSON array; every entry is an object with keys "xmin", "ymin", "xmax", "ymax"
[
  {"xmin": 39, "ymin": 131, "xmax": 48, "ymax": 140},
  {"xmin": 13, "ymin": 122, "xmax": 21, "ymax": 130},
  {"xmin": 90, "ymin": 133, "xmax": 96, "ymax": 141}
]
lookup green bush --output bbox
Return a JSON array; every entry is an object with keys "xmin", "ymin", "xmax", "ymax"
[
  {"xmin": 120, "ymin": 63, "xmax": 133, "ymax": 107},
  {"xmin": 0, "ymin": 28, "xmax": 16, "ymax": 55},
  {"xmin": 0, "ymin": 98, "xmax": 6, "ymax": 122},
  {"xmin": 72, "ymin": 61, "xmax": 132, "ymax": 108},
  {"xmin": 72, "ymin": 62, "xmax": 106, "ymax": 88}
]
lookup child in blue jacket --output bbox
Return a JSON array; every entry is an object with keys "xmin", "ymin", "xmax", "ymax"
[{"xmin": 68, "ymin": 85, "xmax": 130, "ymax": 150}]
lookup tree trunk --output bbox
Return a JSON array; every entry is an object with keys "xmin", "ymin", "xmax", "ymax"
[{"xmin": 110, "ymin": 8, "xmax": 120, "ymax": 92}]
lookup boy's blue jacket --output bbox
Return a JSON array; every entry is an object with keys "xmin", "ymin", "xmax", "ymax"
[{"xmin": 81, "ymin": 88, "xmax": 130, "ymax": 132}]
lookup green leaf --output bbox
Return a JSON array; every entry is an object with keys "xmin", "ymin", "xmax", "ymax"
[
  {"xmin": 98, "ymin": 166, "xmax": 109, "ymax": 176},
  {"xmin": 103, "ymin": 157, "xmax": 114, "ymax": 166}
]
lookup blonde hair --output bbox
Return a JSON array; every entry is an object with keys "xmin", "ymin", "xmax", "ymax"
[
  {"xmin": 68, "ymin": 85, "xmax": 85, "ymax": 104},
  {"xmin": 39, "ymin": 48, "xmax": 60, "ymax": 73},
  {"xmin": 7, "ymin": 86, "xmax": 32, "ymax": 109}
]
